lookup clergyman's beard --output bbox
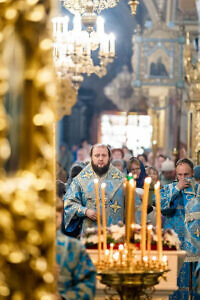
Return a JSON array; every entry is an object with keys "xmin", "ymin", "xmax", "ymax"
[{"xmin": 92, "ymin": 161, "xmax": 110, "ymax": 176}]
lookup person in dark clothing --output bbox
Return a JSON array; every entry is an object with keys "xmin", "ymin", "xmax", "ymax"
[{"xmin": 62, "ymin": 162, "xmax": 86, "ymax": 236}]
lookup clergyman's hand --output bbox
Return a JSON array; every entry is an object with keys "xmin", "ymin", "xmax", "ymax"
[
  {"xmin": 85, "ymin": 209, "xmax": 97, "ymax": 221},
  {"xmin": 177, "ymin": 178, "xmax": 190, "ymax": 191}
]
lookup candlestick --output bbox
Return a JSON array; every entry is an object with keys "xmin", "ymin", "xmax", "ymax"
[
  {"xmin": 154, "ymin": 181, "xmax": 163, "ymax": 262},
  {"xmin": 101, "ymin": 182, "xmax": 107, "ymax": 255},
  {"xmin": 94, "ymin": 178, "xmax": 101, "ymax": 264},
  {"xmin": 140, "ymin": 177, "xmax": 151, "ymax": 261},
  {"xmin": 147, "ymin": 224, "xmax": 153, "ymax": 263}
]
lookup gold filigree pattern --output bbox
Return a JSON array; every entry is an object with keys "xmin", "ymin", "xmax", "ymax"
[
  {"xmin": 0, "ymin": 0, "xmax": 57, "ymax": 298},
  {"xmin": 82, "ymin": 171, "xmax": 93, "ymax": 179},
  {"xmin": 56, "ymin": 77, "xmax": 77, "ymax": 120},
  {"xmin": 183, "ymin": 33, "xmax": 200, "ymax": 163}
]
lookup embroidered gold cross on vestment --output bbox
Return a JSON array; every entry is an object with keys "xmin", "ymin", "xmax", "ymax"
[
  {"xmin": 110, "ymin": 201, "xmax": 121, "ymax": 213},
  {"xmin": 111, "ymin": 172, "xmax": 121, "ymax": 179},
  {"xmin": 194, "ymin": 228, "xmax": 200, "ymax": 238},
  {"xmin": 82, "ymin": 171, "xmax": 92, "ymax": 179}
]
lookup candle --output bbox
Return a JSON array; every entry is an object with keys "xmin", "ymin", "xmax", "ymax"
[
  {"xmin": 94, "ymin": 179, "xmax": 101, "ymax": 264},
  {"xmin": 97, "ymin": 16, "xmax": 104, "ymax": 36},
  {"xmin": 124, "ymin": 179, "xmax": 128, "ymax": 226},
  {"xmin": 119, "ymin": 244, "xmax": 124, "ymax": 267},
  {"xmin": 162, "ymin": 255, "xmax": 168, "ymax": 269},
  {"xmin": 154, "ymin": 181, "xmax": 163, "ymax": 262},
  {"xmin": 124, "ymin": 179, "xmax": 127, "ymax": 239},
  {"xmin": 101, "ymin": 183, "xmax": 107, "ymax": 255},
  {"xmin": 63, "ymin": 16, "xmax": 69, "ymax": 35},
  {"xmin": 109, "ymin": 33, "xmax": 115, "ymax": 55},
  {"xmin": 147, "ymin": 224, "xmax": 153, "ymax": 263},
  {"xmin": 131, "ymin": 178, "xmax": 136, "ymax": 225},
  {"xmin": 113, "ymin": 251, "xmax": 119, "ymax": 267},
  {"xmin": 140, "ymin": 177, "xmax": 152, "ymax": 261},
  {"xmin": 126, "ymin": 179, "xmax": 135, "ymax": 244},
  {"xmin": 104, "ymin": 249, "xmax": 109, "ymax": 265},
  {"xmin": 110, "ymin": 243, "xmax": 114, "ymax": 266}
]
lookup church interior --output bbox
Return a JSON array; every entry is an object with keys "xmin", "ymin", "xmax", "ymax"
[{"xmin": 1, "ymin": 0, "xmax": 200, "ymax": 299}]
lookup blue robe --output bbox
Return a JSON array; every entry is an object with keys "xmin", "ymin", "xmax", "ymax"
[
  {"xmin": 64, "ymin": 163, "xmax": 125, "ymax": 234},
  {"xmin": 196, "ymin": 261, "xmax": 200, "ymax": 295},
  {"xmin": 160, "ymin": 181, "xmax": 200, "ymax": 299},
  {"xmin": 56, "ymin": 231, "xmax": 96, "ymax": 299}
]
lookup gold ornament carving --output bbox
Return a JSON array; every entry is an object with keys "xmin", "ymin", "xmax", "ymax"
[
  {"xmin": 0, "ymin": 0, "xmax": 57, "ymax": 298},
  {"xmin": 56, "ymin": 77, "xmax": 77, "ymax": 120},
  {"xmin": 184, "ymin": 33, "xmax": 200, "ymax": 163}
]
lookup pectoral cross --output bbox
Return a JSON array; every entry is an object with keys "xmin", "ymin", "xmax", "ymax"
[
  {"xmin": 110, "ymin": 201, "xmax": 121, "ymax": 213},
  {"xmin": 194, "ymin": 228, "xmax": 200, "ymax": 238}
]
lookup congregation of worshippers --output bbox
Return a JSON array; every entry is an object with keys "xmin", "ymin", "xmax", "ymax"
[{"xmin": 56, "ymin": 141, "xmax": 200, "ymax": 300}]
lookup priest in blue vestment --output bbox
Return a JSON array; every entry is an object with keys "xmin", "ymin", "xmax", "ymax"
[
  {"xmin": 64, "ymin": 144, "xmax": 125, "ymax": 236},
  {"xmin": 56, "ymin": 181, "xmax": 96, "ymax": 300},
  {"xmin": 160, "ymin": 158, "xmax": 200, "ymax": 299}
]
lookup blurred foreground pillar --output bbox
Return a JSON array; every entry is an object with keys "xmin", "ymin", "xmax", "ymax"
[{"xmin": 0, "ymin": 0, "xmax": 57, "ymax": 299}]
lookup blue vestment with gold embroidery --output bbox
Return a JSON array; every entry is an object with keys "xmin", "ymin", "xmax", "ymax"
[
  {"xmin": 56, "ymin": 231, "xmax": 96, "ymax": 299},
  {"xmin": 64, "ymin": 163, "xmax": 125, "ymax": 234},
  {"xmin": 160, "ymin": 181, "xmax": 200, "ymax": 299}
]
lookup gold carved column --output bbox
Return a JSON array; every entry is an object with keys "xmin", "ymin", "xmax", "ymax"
[
  {"xmin": 148, "ymin": 107, "xmax": 166, "ymax": 148},
  {"xmin": 186, "ymin": 96, "xmax": 200, "ymax": 164},
  {"xmin": 0, "ymin": 0, "xmax": 57, "ymax": 299},
  {"xmin": 184, "ymin": 34, "xmax": 200, "ymax": 164}
]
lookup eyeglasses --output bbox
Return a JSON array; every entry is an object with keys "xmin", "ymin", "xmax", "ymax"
[{"xmin": 131, "ymin": 168, "xmax": 141, "ymax": 172}]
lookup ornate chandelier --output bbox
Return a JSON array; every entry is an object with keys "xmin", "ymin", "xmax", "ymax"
[
  {"xmin": 52, "ymin": 13, "xmax": 115, "ymax": 90},
  {"xmin": 61, "ymin": 0, "xmax": 120, "ymax": 15},
  {"xmin": 61, "ymin": 0, "xmax": 120, "ymax": 31}
]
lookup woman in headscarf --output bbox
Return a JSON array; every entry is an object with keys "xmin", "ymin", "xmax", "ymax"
[{"xmin": 127, "ymin": 157, "xmax": 147, "ymax": 188}]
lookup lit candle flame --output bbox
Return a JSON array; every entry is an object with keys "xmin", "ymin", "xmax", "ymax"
[
  {"xmin": 101, "ymin": 182, "xmax": 106, "ymax": 189},
  {"xmin": 154, "ymin": 181, "xmax": 160, "ymax": 190},
  {"xmin": 113, "ymin": 252, "xmax": 119, "ymax": 261},
  {"xmin": 129, "ymin": 178, "xmax": 134, "ymax": 186},
  {"xmin": 147, "ymin": 224, "xmax": 153, "ymax": 230},
  {"xmin": 152, "ymin": 256, "xmax": 157, "ymax": 261},
  {"xmin": 105, "ymin": 249, "xmax": 109, "ymax": 256},
  {"xmin": 119, "ymin": 244, "xmax": 124, "ymax": 251},
  {"xmin": 162, "ymin": 255, "xmax": 167, "ymax": 263},
  {"xmin": 143, "ymin": 256, "xmax": 148, "ymax": 262},
  {"xmin": 145, "ymin": 177, "xmax": 152, "ymax": 184}
]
